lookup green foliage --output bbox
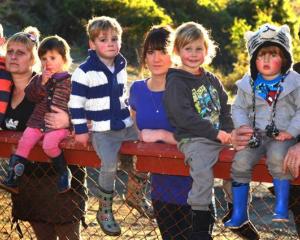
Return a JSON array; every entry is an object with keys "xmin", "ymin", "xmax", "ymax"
[
  {"xmin": 222, "ymin": 52, "xmax": 249, "ymax": 93},
  {"xmin": 227, "ymin": 18, "xmax": 251, "ymax": 56},
  {"xmin": 197, "ymin": 0, "xmax": 229, "ymax": 11},
  {"xmin": 1, "ymin": 0, "xmax": 300, "ymax": 91}
]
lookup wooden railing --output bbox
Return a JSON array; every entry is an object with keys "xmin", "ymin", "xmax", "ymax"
[{"xmin": 0, "ymin": 130, "xmax": 299, "ymax": 184}]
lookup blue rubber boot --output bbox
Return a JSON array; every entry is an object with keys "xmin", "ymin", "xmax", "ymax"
[
  {"xmin": 52, "ymin": 152, "xmax": 72, "ymax": 193},
  {"xmin": 0, "ymin": 155, "xmax": 28, "ymax": 194},
  {"xmin": 272, "ymin": 179, "xmax": 290, "ymax": 222},
  {"xmin": 224, "ymin": 182, "xmax": 249, "ymax": 228}
]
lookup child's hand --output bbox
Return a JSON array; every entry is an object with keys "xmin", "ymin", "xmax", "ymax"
[
  {"xmin": 275, "ymin": 131, "xmax": 293, "ymax": 141},
  {"xmin": 41, "ymin": 68, "xmax": 52, "ymax": 85},
  {"xmin": 217, "ymin": 130, "xmax": 231, "ymax": 144},
  {"xmin": 74, "ymin": 133, "xmax": 89, "ymax": 147}
]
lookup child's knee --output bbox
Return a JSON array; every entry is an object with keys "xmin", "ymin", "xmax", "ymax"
[
  {"xmin": 43, "ymin": 147, "xmax": 61, "ymax": 158},
  {"xmin": 268, "ymin": 150, "xmax": 285, "ymax": 164},
  {"xmin": 101, "ymin": 161, "xmax": 118, "ymax": 173}
]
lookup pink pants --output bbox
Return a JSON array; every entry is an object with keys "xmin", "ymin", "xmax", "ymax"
[{"xmin": 16, "ymin": 127, "xmax": 69, "ymax": 158}]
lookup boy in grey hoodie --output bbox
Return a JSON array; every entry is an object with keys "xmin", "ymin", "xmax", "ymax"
[
  {"xmin": 164, "ymin": 22, "xmax": 233, "ymax": 240},
  {"xmin": 225, "ymin": 24, "xmax": 300, "ymax": 229}
]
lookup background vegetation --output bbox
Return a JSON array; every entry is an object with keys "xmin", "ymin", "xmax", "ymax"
[{"xmin": 1, "ymin": 0, "xmax": 300, "ymax": 92}]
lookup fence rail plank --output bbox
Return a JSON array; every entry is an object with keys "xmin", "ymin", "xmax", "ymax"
[{"xmin": 0, "ymin": 130, "xmax": 299, "ymax": 184}]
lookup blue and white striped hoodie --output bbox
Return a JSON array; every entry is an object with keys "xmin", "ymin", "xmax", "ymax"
[{"xmin": 68, "ymin": 50, "xmax": 133, "ymax": 134}]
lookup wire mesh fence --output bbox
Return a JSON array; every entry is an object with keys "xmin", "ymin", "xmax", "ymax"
[{"xmin": 0, "ymin": 155, "xmax": 299, "ymax": 239}]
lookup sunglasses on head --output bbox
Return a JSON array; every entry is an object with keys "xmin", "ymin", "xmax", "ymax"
[{"xmin": 24, "ymin": 33, "xmax": 38, "ymax": 45}]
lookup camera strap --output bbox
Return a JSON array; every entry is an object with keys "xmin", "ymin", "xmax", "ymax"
[{"xmin": 250, "ymin": 72, "xmax": 288, "ymax": 132}]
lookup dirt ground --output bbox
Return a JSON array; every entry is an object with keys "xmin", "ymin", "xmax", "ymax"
[{"xmin": 0, "ymin": 159, "xmax": 299, "ymax": 239}]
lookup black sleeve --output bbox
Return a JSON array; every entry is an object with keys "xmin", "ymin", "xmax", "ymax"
[{"xmin": 163, "ymin": 75, "xmax": 219, "ymax": 141}]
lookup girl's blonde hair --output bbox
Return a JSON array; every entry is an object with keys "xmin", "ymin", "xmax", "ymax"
[{"xmin": 172, "ymin": 21, "xmax": 218, "ymax": 64}]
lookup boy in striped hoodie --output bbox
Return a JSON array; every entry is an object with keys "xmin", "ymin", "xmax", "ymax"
[
  {"xmin": 68, "ymin": 16, "xmax": 138, "ymax": 236},
  {"xmin": 0, "ymin": 23, "xmax": 13, "ymax": 126}
]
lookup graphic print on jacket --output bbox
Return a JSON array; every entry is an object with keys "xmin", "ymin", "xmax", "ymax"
[{"xmin": 192, "ymin": 84, "xmax": 220, "ymax": 129}]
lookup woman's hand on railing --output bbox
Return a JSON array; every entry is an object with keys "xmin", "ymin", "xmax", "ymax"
[{"xmin": 283, "ymin": 142, "xmax": 300, "ymax": 178}]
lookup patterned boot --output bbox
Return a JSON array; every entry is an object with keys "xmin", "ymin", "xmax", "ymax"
[
  {"xmin": 0, "ymin": 154, "xmax": 28, "ymax": 194},
  {"xmin": 126, "ymin": 172, "xmax": 154, "ymax": 219},
  {"xmin": 97, "ymin": 187, "xmax": 121, "ymax": 236}
]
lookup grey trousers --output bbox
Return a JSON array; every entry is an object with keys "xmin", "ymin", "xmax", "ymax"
[
  {"xmin": 92, "ymin": 125, "xmax": 138, "ymax": 191},
  {"xmin": 231, "ymin": 137, "xmax": 296, "ymax": 183},
  {"xmin": 179, "ymin": 137, "xmax": 223, "ymax": 211}
]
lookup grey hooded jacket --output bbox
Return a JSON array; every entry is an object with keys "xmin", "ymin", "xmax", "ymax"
[{"xmin": 232, "ymin": 70, "xmax": 300, "ymax": 137}]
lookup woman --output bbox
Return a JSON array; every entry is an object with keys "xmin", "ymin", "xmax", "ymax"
[
  {"xmin": 129, "ymin": 25, "xmax": 193, "ymax": 239},
  {"xmin": 1, "ymin": 29, "xmax": 87, "ymax": 240}
]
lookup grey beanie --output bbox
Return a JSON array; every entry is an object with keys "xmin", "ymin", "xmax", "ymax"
[{"xmin": 244, "ymin": 23, "xmax": 293, "ymax": 79}]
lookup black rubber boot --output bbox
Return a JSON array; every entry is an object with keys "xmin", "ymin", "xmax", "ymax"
[
  {"xmin": 222, "ymin": 202, "xmax": 260, "ymax": 240},
  {"xmin": 189, "ymin": 210, "xmax": 214, "ymax": 240},
  {"xmin": 0, "ymin": 155, "xmax": 28, "ymax": 194},
  {"xmin": 289, "ymin": 185, "xmax": 300, "ymax": 237},
  {"xmin": 52, "ymin": 152, "xmax": 72, "ymax": 193}
]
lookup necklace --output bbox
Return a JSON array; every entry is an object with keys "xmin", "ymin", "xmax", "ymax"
[{"xmin": 149, "ymin": 91, "xmax": 163, "ymax": 113}]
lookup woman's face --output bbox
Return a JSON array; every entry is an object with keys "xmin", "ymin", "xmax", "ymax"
[
  {"xmin": 145, "ymin": 49, "xmax": 171, "ymax": 77},
  {"xmin": 5, "ymin": 41, "xmax": 34, "ymax": 75}
]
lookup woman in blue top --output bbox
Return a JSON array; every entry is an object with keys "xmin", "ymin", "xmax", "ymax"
[{"xmin": 129, "ymin": 25, "xmax": 193, "ymax": 239}]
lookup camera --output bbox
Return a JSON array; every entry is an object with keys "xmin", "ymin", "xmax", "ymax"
[
  {"xmin": 248, "ymin": 133, "xmax": 261, "ymax": 148},
  {"xmin": 265, "ymin": 123, "xmax": 279, "ymax": 138}
]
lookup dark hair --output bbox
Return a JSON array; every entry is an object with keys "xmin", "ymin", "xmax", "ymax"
[
  {"xmin": 294, "ymin": 62, "xmax": 300, "ymax": 73},
  {"xmin": 141, "ymin": 25, "xmax": 172, "ymax": 68},
  {"xmin": 251, "ymin": 42, "xmax": 290, "ymax": 79},
  {"xmin": 38, "ymin": 35, "xmax": 71, "ymax": 69}
]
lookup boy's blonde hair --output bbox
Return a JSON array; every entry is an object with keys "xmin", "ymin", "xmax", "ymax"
[
  {"xmin": 86, "ymin": 16, "xmax": 122, "ymax": 41},
  {"xmin": 0, "ymin": 24, "xmax": 3, "ymax": 38},
  {"xmin": 172, "ymin": 21, "xmax": 217, "ymax": 64}
]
